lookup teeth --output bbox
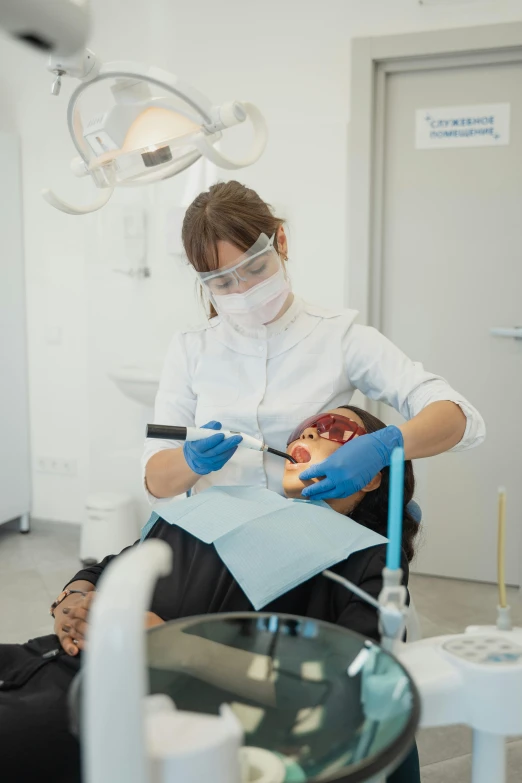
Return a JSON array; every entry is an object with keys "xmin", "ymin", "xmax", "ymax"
[{"xmin": 292, "ymin": 446, "xmax": 311, "ymax": 464}]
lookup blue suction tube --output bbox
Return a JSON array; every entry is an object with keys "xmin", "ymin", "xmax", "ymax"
[{"xmin": 386, "ymin": 447, "xmax": 405, "ymax": 571}]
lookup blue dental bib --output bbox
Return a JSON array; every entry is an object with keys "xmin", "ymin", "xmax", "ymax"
[{"xmin": 142, "ymin": 486, "xmax": 386, "ymax": 610}]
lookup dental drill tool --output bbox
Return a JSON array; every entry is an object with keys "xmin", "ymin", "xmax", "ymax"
[{"xmin": 146, "ymin": 424, "xmax": 297, "ymax": 464}]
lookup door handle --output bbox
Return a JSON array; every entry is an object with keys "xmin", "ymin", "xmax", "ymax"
[{"xmin": 490, "ymin": 327, "xmax": 522, "ymax": 339}]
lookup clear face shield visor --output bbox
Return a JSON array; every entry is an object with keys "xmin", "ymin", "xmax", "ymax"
[{"xmin": 198, "ymin": 233, "xmax": 281, "ymax": 297}]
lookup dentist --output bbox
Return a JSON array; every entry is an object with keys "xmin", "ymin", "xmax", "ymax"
[{"xmin": 143, "ymin": 181, "xmax": 485, "ymax": 502}]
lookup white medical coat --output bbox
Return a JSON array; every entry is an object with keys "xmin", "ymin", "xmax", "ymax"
[{"xmin": 142, "ymin": 297, "xmax": 485, "ymax": 501}]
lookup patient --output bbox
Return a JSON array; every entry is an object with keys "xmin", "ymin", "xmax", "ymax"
[
  {"xmin": 0, "ymin": 405, "xmax": 419, "ymax": 783},
  {"xmin": 283, "ymin": 405, "xmax": 418, "ymax": 561}
]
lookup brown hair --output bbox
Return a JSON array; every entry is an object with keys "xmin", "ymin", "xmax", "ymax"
[
  {"xmin": 340, "ymin": 405, "xmax": 419, "ymax": 563},
  {"xmin": 181, "ymin": 181, "xmax": 285, "ymax": 317}
]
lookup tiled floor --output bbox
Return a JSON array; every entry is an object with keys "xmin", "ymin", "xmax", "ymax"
[
  {"xmin": 1, "ymin": 518, "xmax": 521, "ymax": 781},
  {"xmin": 0, "ymin": 518, "xmax": 83, "ymax": 643}
]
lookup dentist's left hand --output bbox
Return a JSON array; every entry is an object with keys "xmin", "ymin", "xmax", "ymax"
[
  {"xmin": 299, "ymin": 425, "xmax": 404, "ymax": 501},
  {"xmin": 183, "ymin": 421, "xmax": 243, "ymax": 475}
]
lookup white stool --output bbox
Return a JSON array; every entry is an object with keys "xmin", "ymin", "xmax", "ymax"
[{"xmin": 81, "ymin": 493, "xmax": 139, "ymax": 565}]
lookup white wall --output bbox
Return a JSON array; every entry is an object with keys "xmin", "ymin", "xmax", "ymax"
[{"xmin": 1, "ymin": 0, "xmax": 521, "ymax": 523}]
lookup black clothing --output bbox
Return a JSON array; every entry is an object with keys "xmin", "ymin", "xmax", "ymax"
[
  {"xmin": 0, "ymin": 634, "xmax": 82, "ymax": 783},
  {"xmin": 73, "ymin": 518, "xmax": 407, "ymax": 639}
]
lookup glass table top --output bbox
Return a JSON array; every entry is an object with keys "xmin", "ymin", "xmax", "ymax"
[{"xmin": 147, "ymin": 613, "xmax": 419, "ymax": 782}]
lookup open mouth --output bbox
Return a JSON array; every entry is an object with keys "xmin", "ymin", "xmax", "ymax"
[{"xmin": 290, "ymin": 443, "xmax": 312, "ymax": 464}]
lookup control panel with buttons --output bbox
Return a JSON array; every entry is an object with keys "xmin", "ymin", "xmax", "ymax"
[{"xmin": 443, "ymin": 635, "xmax": 522, "ymax": 665}]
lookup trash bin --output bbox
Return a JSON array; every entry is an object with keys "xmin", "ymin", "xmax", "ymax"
[{"xmin": 80, "ymin": 493, "xmax": 139, "ymax": 565}]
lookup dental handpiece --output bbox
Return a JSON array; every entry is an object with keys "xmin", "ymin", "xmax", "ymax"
[{"xmin": 146, "ymin": 424, "xmax": 297, "ymax": 463}]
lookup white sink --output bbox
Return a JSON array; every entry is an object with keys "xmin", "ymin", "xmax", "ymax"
[{"xmin": 109, "ymin": 365, "xmax": 161, "ymax": 407}]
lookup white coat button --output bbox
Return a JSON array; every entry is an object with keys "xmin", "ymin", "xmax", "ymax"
[{"xmin": 258, "ymin": 346, "xmax": 263, "ymax": 352}]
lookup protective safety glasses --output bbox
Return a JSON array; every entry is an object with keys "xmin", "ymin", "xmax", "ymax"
[
  {"xmin": 286, "ymin": 413, "xmax": 366, "ymax": 446},
  {"xmin": 198, "ymin": 233, "xmax": 281, "ymax": 295}
]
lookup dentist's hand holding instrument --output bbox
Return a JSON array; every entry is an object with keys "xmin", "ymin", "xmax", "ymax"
[{"xmin": 181, "ymin": 421, "xmax": 243, "ymax": 475}]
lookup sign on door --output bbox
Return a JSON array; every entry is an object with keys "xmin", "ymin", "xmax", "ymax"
[{"xmin": 416, "ymin": 103, "xmax": 510, "ymax": 149}]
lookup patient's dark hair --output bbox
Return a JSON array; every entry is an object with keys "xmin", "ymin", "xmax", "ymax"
[{"xmin": 340, "ymin": 405, "xmax": 418, "ymax": 562}]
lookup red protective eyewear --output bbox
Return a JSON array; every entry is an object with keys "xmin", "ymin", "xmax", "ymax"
[{"xmin": 286, "ymin": 413, "xmax": 366, "ymax": 446}]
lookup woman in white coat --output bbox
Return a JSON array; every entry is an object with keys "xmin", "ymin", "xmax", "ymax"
[{"xmin": 143, "ymin": 181, "xmax": 485, "ymax": 504}]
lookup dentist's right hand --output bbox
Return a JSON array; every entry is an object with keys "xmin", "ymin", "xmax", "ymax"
[{"xmin": 183, "ymin": 421, "xmax": 242, "ymax": 475}]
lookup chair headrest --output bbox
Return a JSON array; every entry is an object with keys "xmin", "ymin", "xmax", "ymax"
[{"xmin": 407, "ymin": 500, "xmax": 422, "ymax": 524}]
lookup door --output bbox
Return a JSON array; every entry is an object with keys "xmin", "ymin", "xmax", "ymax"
[
  {"xmin": 378, "ymin": 61, "xmax": 522, "ymax": 585},
  {"xmin": 0, "ymin": 133, "xmax": 31, "ymax": 524}
]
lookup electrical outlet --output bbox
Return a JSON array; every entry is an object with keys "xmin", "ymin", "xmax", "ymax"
[
  {"xmin": 36, "ymin": 457, "xmax": 48, "ymax": 473},
  {"xmin": 36, "ymin": 457, "xmax": 77, "ymax": 476},
  {"xmin": 61, "ymin": 459, "xmax": 77, "ymax": 476}
]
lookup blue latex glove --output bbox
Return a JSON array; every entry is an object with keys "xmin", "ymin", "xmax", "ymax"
[
  {"xmin": 183, "ymin": 421, "xmax": 243, "ymax": 476},
  {"xmin": 299, "ymin": 425, "xmax": 404, "ymax": 501}
]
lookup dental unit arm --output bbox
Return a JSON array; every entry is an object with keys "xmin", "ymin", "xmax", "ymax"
[
  {"xmin": 395, "ymin": 485, "xmax": 522, "ymax": 783},
  {"xmin": 84, "ymin": 540, "xmax": 245, "ymax": 783},
  {"xmin": 146, "ymin": 423, "xmax": 297, "ymax": 463},
  {"xmin": 85, "ymin": 448, "xmax": 521, "ymax": 783},
  {"xmin": 325, "ymin": 465, "xmax": 522, "ymax": 783}
]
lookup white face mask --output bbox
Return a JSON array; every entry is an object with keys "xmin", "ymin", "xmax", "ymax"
[{"xmin": 213, "ymin": 267, "xmax": 291, "ymax": 328}]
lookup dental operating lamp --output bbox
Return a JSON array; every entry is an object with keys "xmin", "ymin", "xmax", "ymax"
[
  {"xmin": 0, "ymin": 1, "xmax": 268, "ymax": 215},
  {"xmin": 42, "ymin": 50, "xmax": 268, "ymax": 214}
]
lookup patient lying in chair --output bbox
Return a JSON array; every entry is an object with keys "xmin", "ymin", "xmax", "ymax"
[{"xmin": 0, "ymin": 405, "xmax": 420, "ymax": 783}]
